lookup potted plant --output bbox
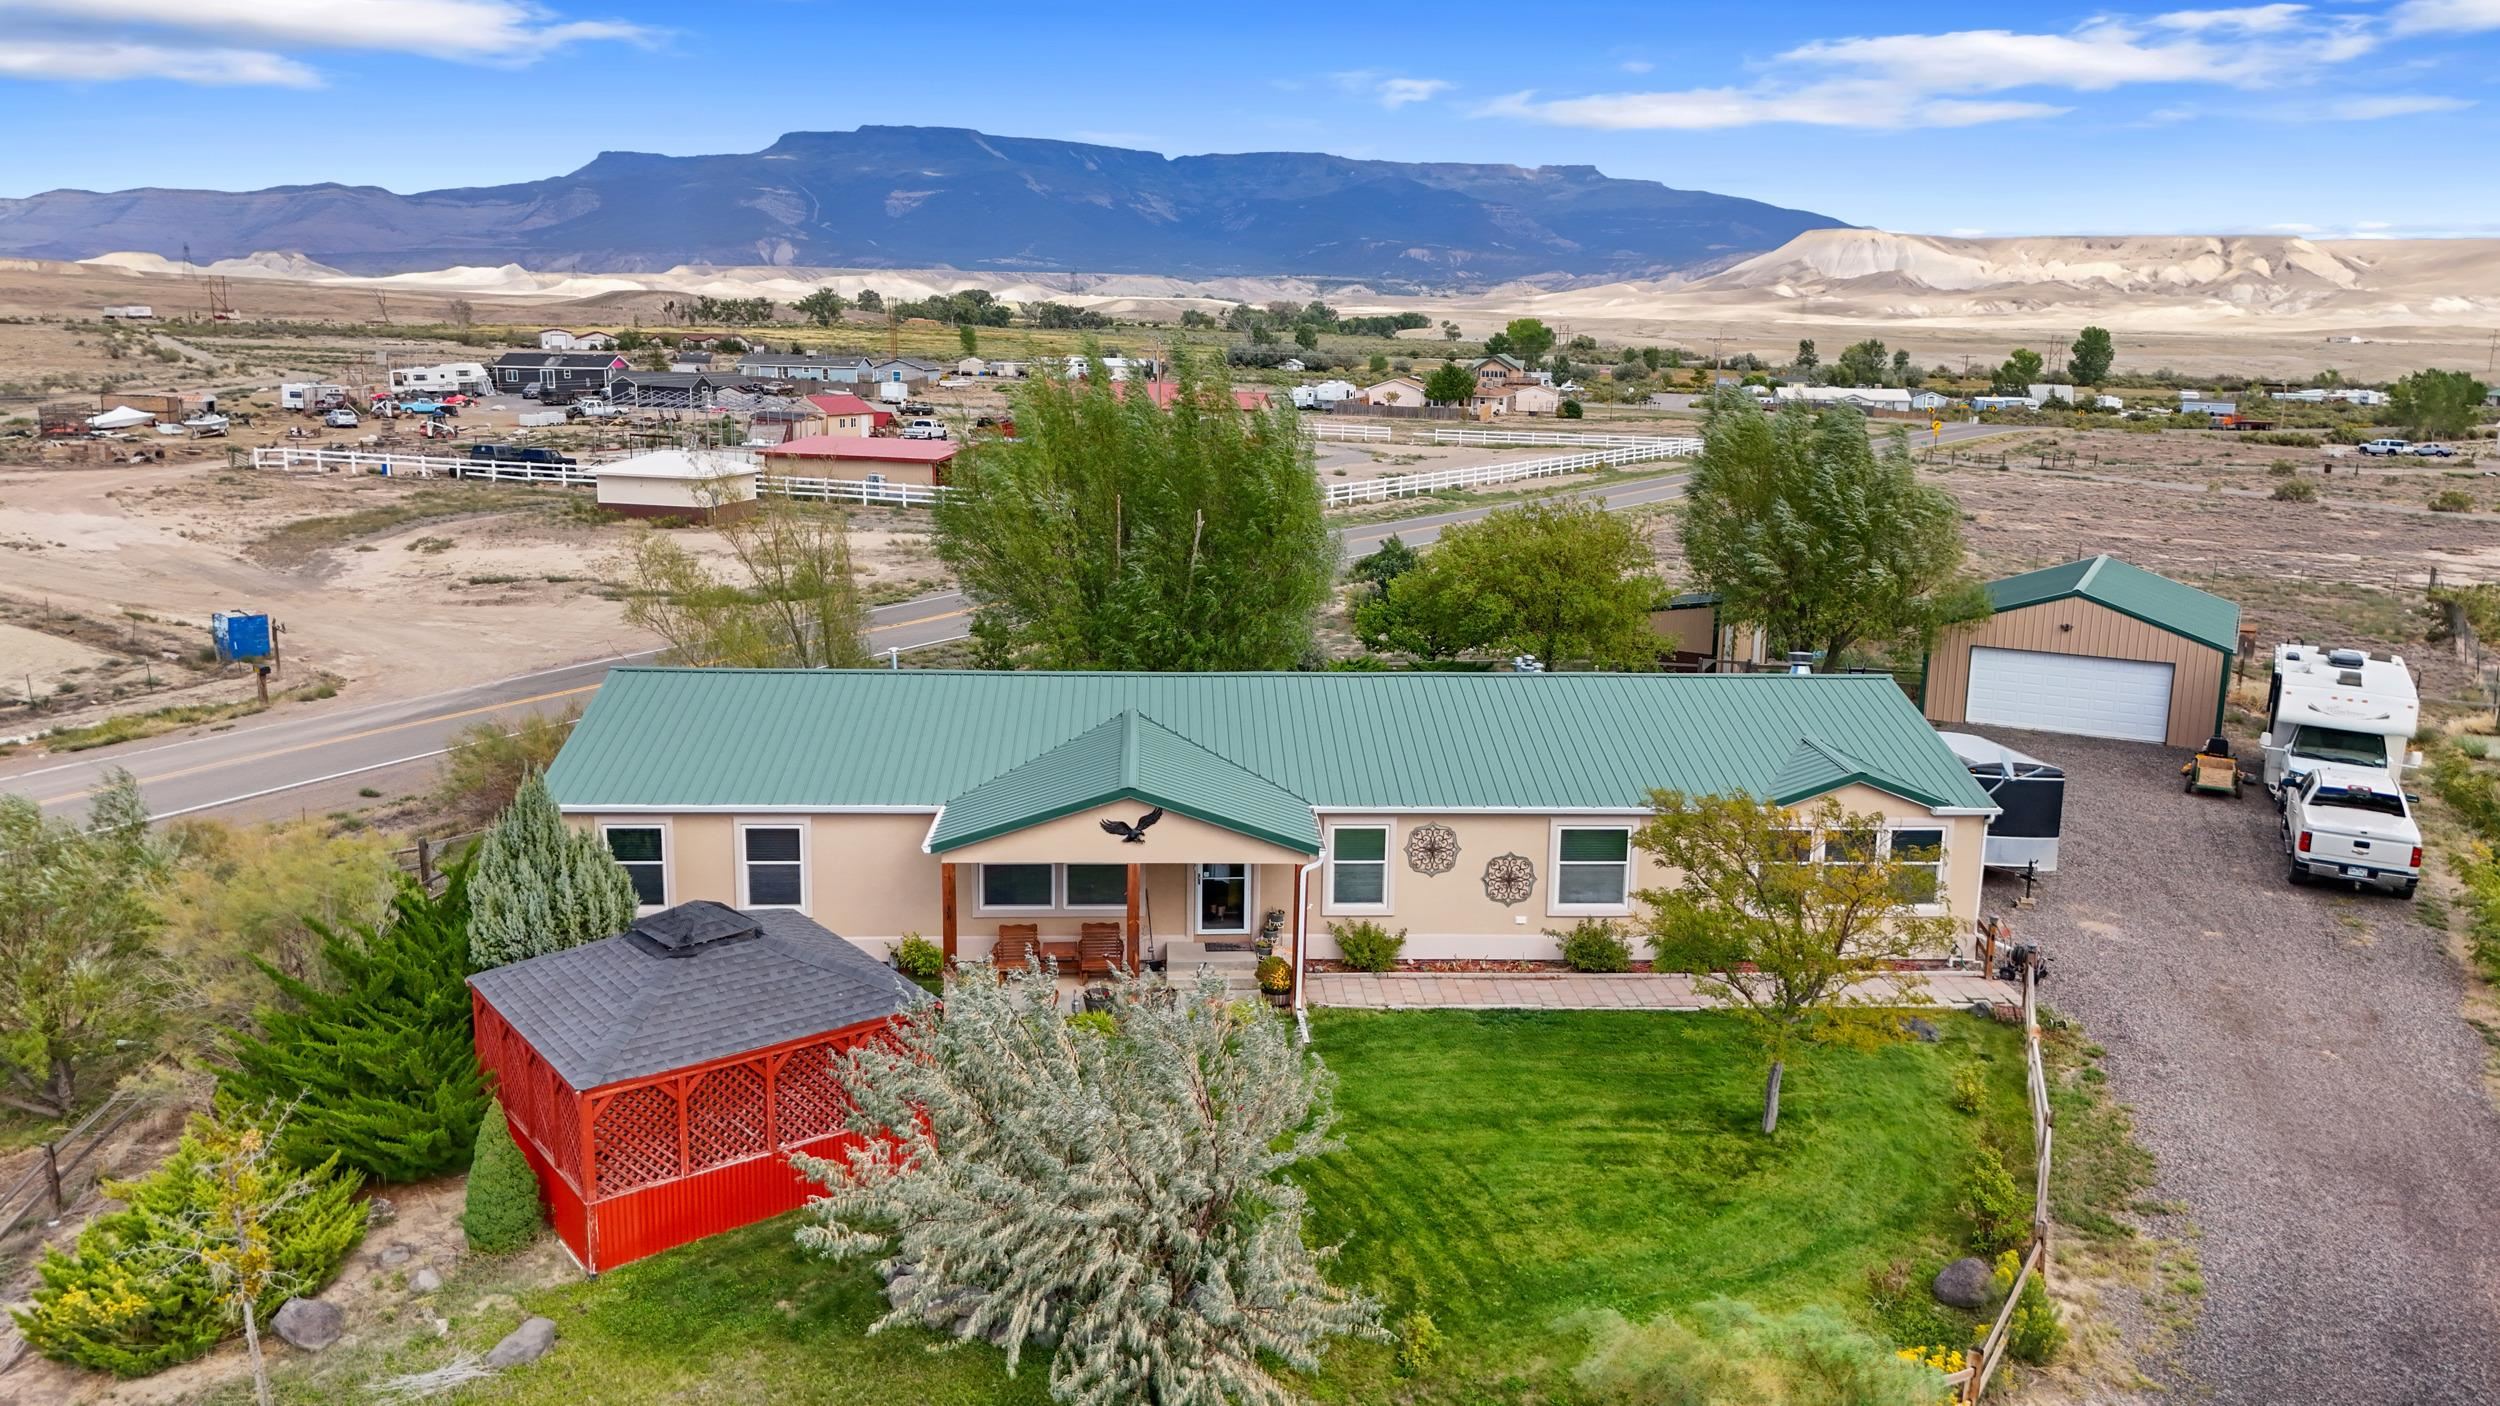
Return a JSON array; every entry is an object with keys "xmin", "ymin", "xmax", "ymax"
[
  {"xmin": 1255, "ymin": 909, "xmax": 1285, "ymax": 957},
  {"xmin": 1256, "ymin": 955, "xmax": 1293, "ymax": 1006}
]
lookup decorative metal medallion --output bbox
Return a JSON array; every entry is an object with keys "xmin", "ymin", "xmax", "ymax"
[
  {"xmin": 1481, "ymin": 852, "xmax": 1536, "ymax": 905},
  {"xmin": 1405, "ymin": 823, "xmax": 1459, "ymax": 876}
]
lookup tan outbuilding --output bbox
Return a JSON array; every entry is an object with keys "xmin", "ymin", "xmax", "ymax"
[
  {"xmin": 592, "ymin": 450, "xmax": 758, "ymax": 522},
  {"xmin": 1922, "ymin": 555, "xmax": 2240, "ymax": 750}
]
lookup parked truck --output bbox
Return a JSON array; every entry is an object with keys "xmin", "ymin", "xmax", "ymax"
[
  {"xmin": 2259, "ymin": 643, "xmax": 2421, "ymax": 797},
  {"xmin": 2279, "ymin": 762, "xmax": 2422, "ymax": 897}
]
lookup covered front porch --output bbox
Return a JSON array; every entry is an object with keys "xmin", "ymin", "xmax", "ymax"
[{"xmin": 923, "ymin": 709, "xmax": 1323, "ymax": 979}]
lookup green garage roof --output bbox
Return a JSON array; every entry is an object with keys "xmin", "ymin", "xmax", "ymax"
[
  {"xmin": 1984, "ymin": 555, "xmax": 2240, "ymax": 653},
  {"xmin": 547, "ymin": 669, "xmax": 1997, "ymax": 822}
]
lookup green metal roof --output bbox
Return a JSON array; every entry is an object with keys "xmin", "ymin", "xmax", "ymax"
[
  {"xmin": 548, "ymin": 669, "xmax": 1996, "ymax": 819},
  {"xmin": 925, "ymin": 710, "xmax": 1322, "ymax": 854},
  {"xmin": 1984, "ymin": 555, "xmax": 2240, "ymax": 654},
  {"xmin": 1766, "ymin": 736, "xmax": 1959, "ymax": 810}
]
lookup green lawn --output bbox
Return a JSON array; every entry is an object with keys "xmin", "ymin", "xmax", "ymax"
[{"xmin": 211, "ymin": 1010, "xmax": 2027, "ymax": 1405}]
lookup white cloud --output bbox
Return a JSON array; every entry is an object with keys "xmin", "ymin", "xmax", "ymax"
[
  {"xmin": 2389, "ymin": 0, "xmax": 2500, "ymax": 32},
  {"xmin": 2269, "ymin": 221, "xmax": 2320, "ymax": 232},
  {"xmin": 1484, "ymin": 9, "xmax": 2388, "ymax": 132},
  {"xmin": 0, "ymin": 1, "xmax": 652, "ymax": 84},
  {"xmin": 2328, "ymin": 94, "xmax": 2474, "ymax": 118},
  {"xmin": 0, "ymin": 38, "xmax": 317, "ymax": 85},
  {"xmin": 1332, "ymin": 70, "xmax": 1452, "ymax": 108},
  {"xmin": 1619, "ymin": 58, "xmax": 1654, "ymax": 74}
]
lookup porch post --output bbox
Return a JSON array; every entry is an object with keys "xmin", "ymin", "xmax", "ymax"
[
  {"xmin": 940, "ymin": 862, "xmax": 958, "ymax": 963},
  {"xmin": 1126, "ymin": 863, "xmax": 1142, "ymax": 971}
]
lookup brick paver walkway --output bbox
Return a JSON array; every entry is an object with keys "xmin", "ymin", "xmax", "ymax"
[{"xmin": 1305, "ymin": 969, "xmax": 2018, "ymax": 1011}]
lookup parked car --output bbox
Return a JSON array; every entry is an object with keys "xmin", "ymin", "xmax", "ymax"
[
  {"xmin": 322, "ymin": 408, "xmax": 360, "ymax": 428},
  {"xmin": 2410, "ymin": 443, "xmax": 2454, "ymax": 457},
  {"xmin": 520, "ymin": 382, "xmax": 543, "ymax": 400},
  {"xmin": 901, "ymin": 419, "xmax": 949, "ymax": 440},
  {"xmin": 464, "ymin": 443, "xmax": 577, "ymax": 474},
  {"xmin": 2358, "ymin": 438, "xmax": 2412, "ymax": 456},
  {"xmin": 2280, "ymin": 762, "xmax": 2421, "ymax": 897}
]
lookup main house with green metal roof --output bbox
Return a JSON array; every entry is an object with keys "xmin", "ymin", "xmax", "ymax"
[
  {"xmin": 1922, "ymin": 555, "xmax": 2242, "ymax": 750},
  {"xmin": 546, "ymin": 668, "xmax": 1998, "ymax": 970}
]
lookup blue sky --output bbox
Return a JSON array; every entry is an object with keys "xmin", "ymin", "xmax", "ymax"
[{"xmin": 2, "ymin": 0, "xmax": 2496, "ymax": 238}]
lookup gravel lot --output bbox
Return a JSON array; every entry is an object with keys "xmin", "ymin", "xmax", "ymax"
[{"xmin": 1975, "ymin": 728, "xmax": 2500, "ymax": 1405}]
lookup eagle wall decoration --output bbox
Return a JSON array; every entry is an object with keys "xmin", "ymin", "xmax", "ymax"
[{"xmin": 1100, "ymin": 808, "xmax": 1165, "ymax": 843}]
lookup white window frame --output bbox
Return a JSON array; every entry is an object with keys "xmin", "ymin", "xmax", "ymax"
[
  {"xmin": 1322, "ymin": 819, "xmax": 1395, "ymax": 916},
  {"xmin": 1061, "ymin": 863, "xmax": 1132, "ymax": 914},
  {"xmin": 600, "ymin": 820, "xmax": 672, "ymax": 912},
  {"xmin": 1881, "ymin": 825, "xmax": 1951, "ymax": 917},
  {"xmin": 736, "ymin": 820, "xmax": 809, "ymax": 910},
  {"xmin": 1192, "ymin": 863, "xmax": 1257, "ymax": 936},
  {"xmin": 975, "ymin": 862, "xmax": 1059, "ymax": 914},
  {"xmin": 1548, "ymin": 821, "xmax": 1638, "ymax": 917}
]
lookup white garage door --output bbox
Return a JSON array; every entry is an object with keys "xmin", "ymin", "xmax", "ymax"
[{"xmin": 1966, "ymin": 646, "xmax": 2174, "ymax": 743}]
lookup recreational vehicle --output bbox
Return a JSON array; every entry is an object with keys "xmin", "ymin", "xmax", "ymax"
[{"xmin": 2260, "ymin": 644, "xmax": 2421, "ymax": 796}]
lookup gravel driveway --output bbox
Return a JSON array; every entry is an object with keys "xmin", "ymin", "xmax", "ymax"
[{"xmin": 1974, "ymin": 728, "xmax": 2500, "ymax": 1405}]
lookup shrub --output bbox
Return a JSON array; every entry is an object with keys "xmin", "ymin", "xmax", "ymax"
[
  {"xmin": 17, "ymin": 1116, "xmax": 366, "ymax": 1376},
  {"xmin": 1257, "ymin": 955, "xmax": 1293, "ymax": 993},
  {"xmin": 2002, "ymin": 1259, "xmax": 2065, "ymax": 1364},
  {"xmin": 894, "ymin": 933, "xmax": 946, "ymax": 980},
  {"xmin": 2431, "ymin": 489, "xmax": 2476, "ymax": 513},
  {"xmin": 2247, "ymin": 431, "xmax": 2320, "ymax": 447},
  {"xmin": 1950, "ymin": 1062, "xmax": 1989, "ymax": 1115},
  {"xmin": 1330, "ymin": 919, "xmax": 1406, "ymax": 972},
  {"xmin": 1569, "ymin": 1300, "xmax": 1942, "ymax": 1406},
  {"xmin": 1067, "ymin": 1010, "xmax": 1118, "ymax": 1038},
  {"xmin": 215, "ymin": 868, "xmax": 488, "ymax": 1182},
  {"xmin": 461, "ymin": 1099, "xmax": 543, "ymax": 1254},
  {"xmin": 1553, "ymin": 917, "xmax": 1634, "ymax": 972},
  {"xmin": 1960, "ymin": 1144, "xmax": 2029, "ymax": 1256},
  {"xmin": 1559, "ymin": 399, "xmax": 1585, "ymax": 419},
  {"xmin": 1395, "ymin": 1309, "xmax": 1444, "ymax": 1377},
  {"xmin": 2270, "ymin": 477, "xmax": 2319, "ymax": 502},
  {"xmin": 2266, "ymin": 459, "xmax": 2298, "ymax": 475},
  {"xmin": 469, "ymin": 773, "xmax": 637, "ymax": 969}
]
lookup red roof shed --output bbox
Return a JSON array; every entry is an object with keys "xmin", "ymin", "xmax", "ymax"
[{"xmin": 467, "ymin": 902, "xmax": 926, "ymax": 1273}]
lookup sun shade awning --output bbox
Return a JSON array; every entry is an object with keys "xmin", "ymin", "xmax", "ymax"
[{"xmin": 926, "ymin": 709, "xmax": 1320, "ymax": 855}]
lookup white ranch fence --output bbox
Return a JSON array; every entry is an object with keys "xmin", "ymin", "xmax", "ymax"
[
  {"xmin": 1308, "ymin": 422, "xmax": 1393, "ymax": 442},
  {"xmin": 1322, "ymin": 435, "xmax": 1700, "ymax": 505},
  {"xmin": 253, "ymin": 447, "xmax": 950, "ymax": 508}
]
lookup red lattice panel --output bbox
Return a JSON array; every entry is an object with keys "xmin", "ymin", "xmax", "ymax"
[
  {"xmin": 592, "ymin": 1084, "xmax": 682, "ymax": 1197},
  {"xmin": 685, "ymin": 1062, "xmax": 770, "ymax": 1171},
  {"xmin": 541, "ymin": 1063, "xmax": 581, "ymax": 1186},
  {"xmin": 773, "ymin": 1042, "xmax": 848, "ymax": 1144}
]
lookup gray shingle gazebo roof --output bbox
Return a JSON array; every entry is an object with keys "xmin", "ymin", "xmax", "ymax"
[{"xmin": 467, "ymin": 903, "xmax": 927, "ymax": 1090}]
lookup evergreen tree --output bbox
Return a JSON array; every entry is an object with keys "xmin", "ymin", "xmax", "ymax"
[
  {"xmin": 795, "ymin": 969, "xmax": 1382, "ymax": 1406},
  {"xmin": 215, "ymin": 868, "xmax": 488, "ymax": 1182},
  {"xmin": 469, "ymin": 775, "xmax": 636, "ymax": 970},
  {"xmin": 462, "ymin": 1099, "xmax": 544, "ymax": 1253}
]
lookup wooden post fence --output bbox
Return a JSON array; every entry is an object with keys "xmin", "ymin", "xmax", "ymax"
[{"xmin": 1945, "ymin": 963, "xmax": 2055, "ymax": 1402}]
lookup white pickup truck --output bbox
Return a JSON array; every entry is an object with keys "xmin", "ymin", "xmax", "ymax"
[
  {"xmin": 2357, "ymin": 437, "xmax": 2412, "ymax": 457},
  {"xmin": 2280, "ymin": 762, "xmax": 2422, "ymax": 897},
  {"xmin": 570, "ymin": 397, "xmax": 621, "ymax": 420}
]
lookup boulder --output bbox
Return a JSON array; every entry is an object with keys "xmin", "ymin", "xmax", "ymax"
[
  {"xmin": 410, "ymin": 1268, "xmax": 442, "ymax": 1295},
  {"xmin": 1933, "ymin": 1256, "xmax": 1993, "ymax": 1310},
  {"xmin": 1902, "ymin": 1016, "xmax": 1941, "ymax": 1044},
  {"xmin": 272, "ymin": 1297, "xmax": 345, "ymax": 1352},
  {"xmin": 885, "ymin": 1274, "xmax": 919, "ymax": 1309},
  {"xmin": 377, "ymin": 1242, "xmax": 418, "ymax": 1269},
  {"xmin": 485, "ymin": 1316, "xmax": 558, "ymax": 1369}
]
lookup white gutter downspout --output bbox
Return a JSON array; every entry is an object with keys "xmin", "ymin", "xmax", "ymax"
[{"xmin": 1291, "ymin": 853, "xmax": 1324, "ymax": 1046}]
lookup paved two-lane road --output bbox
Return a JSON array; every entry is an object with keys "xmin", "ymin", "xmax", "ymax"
[{"xmin": 1, "ymin": 469, "xmax": 1700, "ymax": 823}]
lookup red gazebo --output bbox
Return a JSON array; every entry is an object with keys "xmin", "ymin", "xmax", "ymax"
[{"xmin": 468, "ymin": 902, "xmax": 926, "ymax": 1273}]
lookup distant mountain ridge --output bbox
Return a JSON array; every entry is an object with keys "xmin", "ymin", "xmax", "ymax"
[{"xmin": 0, "ymin": 126, "xmax": 1845, "ymax": 284}]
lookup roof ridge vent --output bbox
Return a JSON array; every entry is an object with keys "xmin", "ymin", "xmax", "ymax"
[
  {"xmin": 626, "ymin": 900, "xmax": 764, "ymax": 957},
  {"xmin": 2335, "ymin": 669, "xmax": 2365, "ymax": 687}
]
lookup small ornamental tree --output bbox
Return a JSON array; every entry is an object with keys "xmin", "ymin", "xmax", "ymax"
[
  {"xmin": 1635, "ymin": 792, "xmax": 1956, "ymax": 1134},
  {"xmin": 793, "ymin": 968, "xmax": 1383, "ymax": 1406},
  {"xmin": 462, "ymin": 1099, "xmax": 544, "ymax": 1253},
  {"xmin": 216, "ymin": 866, "xmax": 488, "ymax": 1182},
  {"xmin": 469, "ymin": 774, "xmax": 636, "ymax": 970},
  {"xmin": 0, "ymin": 770, "xmax": 164, "ymax": 1117}
]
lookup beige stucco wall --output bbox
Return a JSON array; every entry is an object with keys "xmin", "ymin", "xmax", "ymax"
[
  {"xmin": 571, "ymin": 780, "xmax": 1983, "ymax": 966},
  {"xmin": 769, "ymin": 453, "xmax": 940, "ymax": 487},
  {"xmin": 1925, "ymin": 598, "xmax": 2226, "ymax": 749},
  {"xmin": 594, "ymin": 472, "xmax": 756, "ymax": 511}
]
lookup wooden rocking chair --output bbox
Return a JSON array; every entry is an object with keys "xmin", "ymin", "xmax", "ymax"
[
  {"xmin": 991, "ymin": 923, "xmax": 1041, "ymax": 972},
  {"xmin": 1077, "ymin": 922, "xmax": 1127, "ymax": 978}
]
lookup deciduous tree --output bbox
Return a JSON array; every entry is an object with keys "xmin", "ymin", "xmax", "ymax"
[
  {"xmin": 619, "ymin": 497, "xmax": 872, "ymax": 669},
  {"xmin": 1679, "ymin": 391, "xmax": 1983, "ymax": 668},
  {"xmin": 1833, "ymin": 338, "xmax": 1890, "ymax": 387},
  {"xmin": 935, "ymin": 356, "xmax": 1335, "ymax": 670},
  {"xmin": 1635, "ymin": 792, "xmax": 1955, "ymax": 1133},
  {"xmin": 0, "ymin": 772, "xmax": 163, "ymax": 1117},
  {"xmin": 1793, "ymin": 339, "xmax": 1818, "ymax": 371},
  {"xmin": 1423, "ymin": 361, "xmax": 1477, "ymax": 405},
  {"xmin": 1503, "ymin": 317, "xmax": 1555, "ymax": 367},
  {"xmin": 2069, "ymin": 326, "xmax": 2115, "ymax": 386},
  {"xmin": 794, "ymin": 288, "xmax": 849, "ymax": 326},
  {"xmin": 1355, "ymin": 500, "xmax": 1659, "ymax": 669},
  {"xmin": 794, "ymin": 969, "xmax": 1383, "ymax": 1406},
  {"xmin": 469, "ymin": 775, "xmax": 636, "ymax": 970},
  {"xmin": 1991, "ymin": 348, "xmax": 2045, "ymax": 394},
  {"xmin": 2389, "ymin": 367, "xmax": 2489, "ymax": 439}
]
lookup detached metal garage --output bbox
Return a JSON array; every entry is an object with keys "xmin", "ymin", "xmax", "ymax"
[{"xmin": 1923, "ymin": 555, "xmax": 2240, "ymax": 749}]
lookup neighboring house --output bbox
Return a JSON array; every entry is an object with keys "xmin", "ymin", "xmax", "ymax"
[
  {"xmin": 1776, "ymin": 386, "xmax": 1914, "ymax": 412},
  {"xmin": 956, "ymin": 356, "xmax": 989, "ymax": 377},
  {"xmin": 1922, "ymin": 554, "xmax": 2241, "ymax": 750},
  {"xmin": 2093, "ymin": 394, "xmax": 2125, "ymax": 410},
  {"xmin": 1472, "ymin": 354, "xmax": 1528, "ymax": 389},
  {"xmin": 607, "ymin": 372, "xmax": 720, "ymax": 410},
  {"xmin": 574, "ymin": 332, "xmax": 619, "ymax": 351},
  {"xmin": 1362, "ymin": 376, "xmax": 1429, "ymax": 407},
  {"xmin": 1908, "ymin": 390, "xmax": 1954, "ymax": 412},
  {"xmin": 676, "ymin": 335, "xmax": 726, "ymax": 351},
  {"xmin": 1969, "ymin": 395, "xmax": 2041, "ymax": 412},
  {"xmin": 538, "ymin": 329, "xmax": 580, "ymax": 350},
  {"xmin": 389, "ymin": 362, "xmax": 490, "ymax": 396},
  {"xmin": 2486, "ymin": 387, "xmax": 2500, "ymax": 408},
  {"xmin": 1277, "ymin": 358, "xmax": 1306, "ymax": 372},
  {"xmin": 1507, "ymin": 383, "xmax": 1561, "ymax": 416},
  {"xmin": 1063, "ymin": 355, "xmax": 1150, "ymax": 381},
  {"xmin": 101, "ymin": 304, "xmax": 154, "ymax": 319},
  {"xmin": 592, "ymin": 450, "xmax": 757, "ymax": 522},
  {"xmin": 759, "ymin": 434, "xmax": 960, "ymax": 487},
  {"xmin": 737, "ymin": 353, "xmax": 877, "ymax": 382},
  {"xmin": 546, "ymin": 670, "xmax": 1999, "ymax": 969},
  {"xmin": 491, "ymin": 352, "xmax": 628, "ymax": 395},
  {"xmin": 2027, "ymin": 383, "xmax": 2075, "ymax": 404},
  {"xmin": 866, "ymin": 357, "xmax": 945, "ymax": 386},
  {"xmin": 802, "ymin": 391, "xmax": 886, "ymax": 436},
  {"xmin": 988, "ymin": 360, "xmax": 1030, "ymax": 379},
  {"xmin": 668, "ymin": 350, "xmax": 716, "ymax": 373},
  {"xmin": 1116, "ymin": 381, "xmax": 1272, "ymax": 412},
  {"xmin": 1649, "ymin": 591, "xmax": 1769, "ymax": 672}
]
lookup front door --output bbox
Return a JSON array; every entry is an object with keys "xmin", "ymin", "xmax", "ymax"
[{"xmin": 1195, "ymin": 864, "xmax": 1250, "ymax": 935}]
